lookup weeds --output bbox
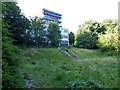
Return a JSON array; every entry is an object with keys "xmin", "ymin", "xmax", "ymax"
[{"xmin": 16, "ymin": 47, "xmax": 118, "ymax": 88}]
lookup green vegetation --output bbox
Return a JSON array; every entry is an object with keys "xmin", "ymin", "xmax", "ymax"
[
  {"xmin": 75, "ymin": 32, "xmax": 98, "ymax": 49},
  {"xmin": 30, "ymin": 16, "xmax": 46, "ymax": 46},
  {"xmin": 2, "ymin": 2, "xmax": 26, "ymax": 88},
  {"xmin": 2, "ymin": 2, "xmax": 61, "ymax": 88},
  {"xmin": 97, "ymin": 19, "xmax": 119, "ymax": 55},
  {"xmin": 2, "ymin": 2, "xmax": 31, "ymax": 46},
  {"xmin": 69, "ymin": 32, "xmax": 75, "ymax": 46},
  {"xmin": 16, "ymin": 47, "xmax": 118, "ymax": 88},
  {"xmin": 2, "ymin": 1, "xmax": 119, "ymax": 89},
  {"xmin": 75, "ymin": 20, "xmax": 106, "ymax": 49},
  {"xmin": 16, "ymin": 47, "xmax": 71, "ymax": 88},
  {"xmin": 75, "ymin": 19, "xmax": 119, "ymax": 55},
  {"xmin": 47, "ymin": 22, "xmax": 62, "ymax": 46}
]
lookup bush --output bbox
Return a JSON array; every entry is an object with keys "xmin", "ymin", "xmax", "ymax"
[
  {"xmin": 75, "ymin": 32, "xmax": 98, "ymax": 49},
  {"xmin": 97, "ymin": 33, "xmax": 119, "ymax": 55},
  {"xmin": 2, "ymin": 36, "xmax": 26, "ymax": 88},
  {"xmin": 2, "ymin": 19, "xmax": 25, "ymax": 88},
  {"xmin": 97, "ymin": 19, "xmax": 119, "ymax": 55}
]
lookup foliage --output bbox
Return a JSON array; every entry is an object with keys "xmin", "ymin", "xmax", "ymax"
[
  {"xmin": 2, "ymin": 1, "xmax": 119, "ymax": 88},
  {"xmin": 47, "ymin": 22, "xmax": 61, "ymax": 46},
  {"xmin": 2, "ymin": 2, "xmax": 31, "ymax": 45},
  {"xmin": 76, "ymin": 20, "xmax": 106, "ymax": 36},
  {"xmin": 75, "ymin": 19, "xmax": 119, "ymax": 55},
  {"xmin": 97, "ymin": 19, "xmax": 119, "ymax": 55},
  {"xmin": 2, "ymin": 21, "xmax": 26, "ymax": 88},
  {"xmin": 69, "ymin": 32, "xmax": 75, "ymax": 45},
  {"xmin": 2, "ymin": 2, "xmax": 26, "ymax": 88},
  {"xmin": 30, "ymin": 16, "xmax": 46, "ymax": 46},
  {"xmin": 75, "ymin": 32, "xmax": 98, "ymax": 49},
  {"xmin": 16, "ymin": 47, "xmax": 118, "ymax": 88},
  {"xmin": 75, "ymin": 20, "xmax": 106, "ymax": 49}
]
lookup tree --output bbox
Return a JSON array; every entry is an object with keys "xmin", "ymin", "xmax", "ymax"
[
  {"xmin": 97, "ymin": 19, "xmax": 119, "ymax": 54},
  {"xmin": 2, "ymin": 2, "xmax": 30, "ymax": 45},
  {"xmin": 69, "ymin": 32, "xmax": 75, "ymax": 45},
  {"xmin": 76, "ymin": 20, "xmax": 106, "ymax": 36},
  {"xmin": 2, "ymin": 2, "xmax": 26, "ymax": 88},
  {"xmin": 75, "ymin": 20, "xmax": 106, "ymax": 48},
  {"xmin": 30, "ymin": 16, "xmax": 46, "ymax": 45},
  {"xmin": 47, "ymin": 22, "xmax": 61, "ymax": 46},
  {"xmin": 75, "ymin": 32, "xmax": 98, "ymax": 49}
]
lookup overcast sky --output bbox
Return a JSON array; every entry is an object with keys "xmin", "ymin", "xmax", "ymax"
[{"xmin": 17, "ymin": 0, "xmax": 119, "ymax": 34}]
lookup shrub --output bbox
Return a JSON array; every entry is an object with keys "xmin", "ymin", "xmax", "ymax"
[
  {"xmin": 2, "ymin": 16, "xmax": 25, "ymax": 88},
  {"xmin": 97, "ymin": 19, "xmax": 119, "ymax": 55},
  {"xmin": 75, "ymin": 32, "xmax": 98, "ymax": 49},
  {"xmin": 2, "ymin": 33, "xmax": 26, "ymax": 88}
]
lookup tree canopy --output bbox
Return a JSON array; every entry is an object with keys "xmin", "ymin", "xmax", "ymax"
[
  {"xmin": 97, "ymin": 19, "xmax": 119, "ymax": 55},
  {"xmin": 30, "ymin": 16, "xmax": 46, "ymax": 46},
  {"xmin": 2, "ymin": 2, "xmax": 26, "ymax": 88},
  {"xmin": 75, "ymin": 20, "xmax": 106, "ymax": 49},
  {"xmin": 47, "ymin": 22, "xmax": 61, "ymax": 46},
  {"xmin": 75, "ymin": 19, "xmax": 119, "ymax": 55},
  {"xmin": 2, "ymin": 2, "xmax": 31, "ymax": 45}
]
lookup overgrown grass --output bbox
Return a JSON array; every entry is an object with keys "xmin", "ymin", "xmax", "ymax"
[{"xmin": 16, "ymin": 47, "xmax": 118, "ymax": 88}]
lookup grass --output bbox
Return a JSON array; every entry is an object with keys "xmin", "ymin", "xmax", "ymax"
[{"xmin": 16, "ymin": 47, "xmax": 118, "ymax": 88}]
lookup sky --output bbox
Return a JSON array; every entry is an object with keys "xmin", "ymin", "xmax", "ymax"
[{"xmin": 17, "ymin": 0, "xmax": 119, "ymax": 35}]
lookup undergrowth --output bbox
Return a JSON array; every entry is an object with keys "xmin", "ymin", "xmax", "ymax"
[{"xmin": 16, "ymin": 47, "xmax": 118, "ymax": 88}]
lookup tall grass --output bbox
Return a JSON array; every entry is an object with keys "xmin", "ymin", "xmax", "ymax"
[{"xmin": 16, "ymin": 47, "xmax": 118, "ymax": 88}]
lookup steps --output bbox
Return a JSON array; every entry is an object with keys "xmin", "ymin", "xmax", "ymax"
[{"xmin": 58, "ymin": 47, "xmax": 79, "ymax": 58}]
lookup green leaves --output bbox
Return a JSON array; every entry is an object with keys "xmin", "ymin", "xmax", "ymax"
[
  {"xmin": 76, "ymin": 20, "xmax": 106, "ymax": 35},
  {"xmin": 75, "ymin": 32, "xmax": 98, "ymax": 49},
  {"xmin": 76, "ymin": 19, "xmax": 119, "ymax": 55},
  {"xmin": 2, "ymin": 2, "xmax": 26, "ymax": 88},
  {"xmin": 69, "ymin": 32, "xmax": 75, "ymax": 45},
  {"xmin": 97, "ymin": 19, "xmax": 119, "ymax": 55},
  {"xmin": 75, "ymin": 20, "xmax": 106, "ymax": 49},
  {"xmin": 2, "ymin": 2, "xmax": 31, "ymax": 45},
  {"xmin": 47, "ymin": 22, "xmax": 61, "ymax": 46},
  {"xmin": 30, "ymin": 16, "xmax": 46, "ymax": 46}
]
